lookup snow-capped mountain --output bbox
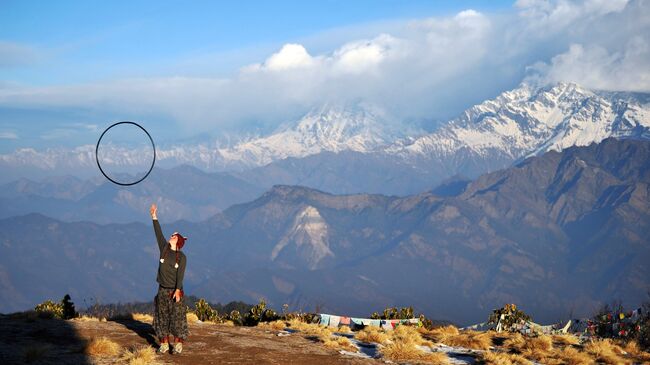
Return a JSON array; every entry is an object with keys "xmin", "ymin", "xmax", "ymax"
[
  {"xmin": 392, "ymin": 82, "xmax": 650, "ymax": 165},
  {"xmin": 2, "ymin": 83, "xmax": 649, "ymax": 190},
  {"xmin": 215, "ymin": 102, "xmax": 403, "ymax": 167},
  {"xmin": 0, "ymin": 102, "xmax": 405, "ymax": 177}
]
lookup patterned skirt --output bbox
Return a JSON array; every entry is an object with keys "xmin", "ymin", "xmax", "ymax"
[{"xmin": 153, "ymin": 287, "xmax": 189, "ymax": 340}]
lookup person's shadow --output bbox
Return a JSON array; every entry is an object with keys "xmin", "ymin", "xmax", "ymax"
[
  {"xmin": 0, "ymin": 312, "xmax": 93, "ymax": 365},
  {"xmin": 112, "ymin": 318, "xmax": 158, "ymax": 347}
]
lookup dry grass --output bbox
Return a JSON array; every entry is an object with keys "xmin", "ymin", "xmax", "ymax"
[
  {"xmin": 74, "ymin": 315, "xmax": 102, "ymax": 322},
  {"xmin": 623, "ymin": 341, "xmax": 650, "ymax": 362},
  {"xmin": 23, "ymin": 343, "xmax": 53, "ymax": 363},
  {"xmin": 220, "ymin": 320, "xmax": 235, "ymax": 326},
  {"xmin": 551, "ymin": 333, "xmax": 580, "ymax": 346},
  {"xmin": 257, "ymin": 320, "xmax": 287, "ymax": 331},
  {"xmin": 380, "ymin": 341, "xmax": 449, "ymax": 364},
  {"xmin": 480, "ymin": 351, "xmax": 532, "ymax": 365},
  {"xmin": 186, "ymin": 312, "xmax": 200, "ymax": 323},
  {"xmin": 287, "ymin": 318, "xmax": 334, "ymax": 338},
  {"xmin": 443, "ymin": 330, "xmax": 493, "ymax": 350},
  {"xmin": 545, "ymin": 346, "xmax": 595, "ymax": 365},
  {"xmin": 583, "ymin": 339, "xmax": 631, "ymax": 365},
  {"xmin": 132, "ymin": 313, "xmax": 153, "ymax": 323},
  {"xmin": 355, "ymin": 326, "xmax": 390, "ymax": 344},
  {"xmin": 422, "ymin": 325, "xmax": 459, "ymax": 343},
  {"xmin": 323, "ymin": 336, "xmax": 358, "ymax": 352},
  {"xmin": 392, "ymin": 325, "xmax": 434, "ymax": 347},
  {"xmin": 121, "ymin": 345, "xmax": 158, "ymax": 365},
  {"xmin": 336, "ymin": 325, "xmax": 352, "ymax": 333},
  {"xmin": 420, "ymin": 325, "xmax": 492, "ymax": 350},
  {"xmin": 518, "ymin": 335, "xmax": 554, "ymax": 362},
  {"xmin": 85, "ymin": 337, "xmax": 121, "ymax": 357},
  {"xmin": 378, "ymin": 325, "xmax": 450, "ymax": 364}
]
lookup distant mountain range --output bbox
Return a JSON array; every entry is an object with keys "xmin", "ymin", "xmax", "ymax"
[
  {"xmin": 2, "ymin": 138, "xmax": 648, "ymax": 325},
  {"xmin": 2, "ymin": 82, "xmax": 649, "ymax": 223}
]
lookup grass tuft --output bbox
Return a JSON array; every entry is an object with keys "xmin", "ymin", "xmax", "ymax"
[
  {"xmin": 583, "ymin": 339, "xmax": 629, "ymax": 365},
  {"xmin": 480, "ymin": 351, "xmax": 532, "ymax": 365},
  {"xmin": 257, "ymin": 320, "xmax": 287, "ymax": 331},
  {"xmin": 355, "ymin": 326, "xmax": 390, "ymax": 344},
  {"xmin": 85, "ymin": 337, "xmax": 121, "ymax": 357},
  {"xmin": 380, "ymin": 340, "xmax": 449, "ymax": 364},
  {"xmin": 121, "ymin": 345, "xmax": 157, "ymax": 365},
  {"xmin": 423, "ymin": 325, "xmax": 459, "ymax": 343},
  {"xmin": 131, "ymin": 313, "xmax": 153, "ymax": 323},
  {"xmin": 186, "ymin": 312, "xmax": 200, "ymax": 323},
  {"xmin": 323, "ymin": 336, "xmax": 358, "ymax": 352},
  {"xmin": 551, "ymin": 333, "xmax": 580, "ymax": 346}
]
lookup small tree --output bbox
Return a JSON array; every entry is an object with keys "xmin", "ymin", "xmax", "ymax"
[{"xmin": 62, "ymin": 294, "xmax": 77, "ymax": 319}]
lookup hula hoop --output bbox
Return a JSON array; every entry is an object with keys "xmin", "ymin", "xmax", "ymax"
[{"xmin": 95, "ymin": 121, "xmax": 156, "ymax": 186}]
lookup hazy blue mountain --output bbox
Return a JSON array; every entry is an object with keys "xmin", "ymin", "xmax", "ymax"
[
  {"xmin": 1, "ymin": 138, "xmax": 648, "ymax": 325},
  {"xmin": 0, "ymin": 165, "xmax": 265, "ymax": 223}
]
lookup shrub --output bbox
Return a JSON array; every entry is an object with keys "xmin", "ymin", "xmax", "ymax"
[
  {"xmin": 228, "ymin": 310, "xmax": 242, "ymax": 325},
  {"xmin": 194, "ymin": 298, "xmax": 218, "ymax": 322},
  {"xmin": 488, "ymin": 303, "xmax": 531, "ymax": 332},
  {"xmin": 61, "ymin": 294, "xmax": 77, "ymax": 319},
  {"xmin": 34, "ymin": 300, "xmax": 64, "ymax": 319},
  {"xmin": 242, "ymin": 299, "xmax": 279, "ymax": 326}
]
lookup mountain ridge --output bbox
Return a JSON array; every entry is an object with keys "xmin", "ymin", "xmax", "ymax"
[{"xmin": 2, "ymin": 138, "xmax": 647, "ymax": 325}]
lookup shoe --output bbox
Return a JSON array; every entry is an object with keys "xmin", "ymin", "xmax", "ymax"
[
  {"xmin": 157, "ymin": 342, "xmax": 170, "ymax": 354},
  {"xmin": 173, "ymin": 342, "xmax": 183, "ymax": 354}
]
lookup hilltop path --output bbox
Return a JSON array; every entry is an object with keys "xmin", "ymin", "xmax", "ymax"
[{"xmin": 0, "ymin": 315, "xmax": 380, "ymax": 364}]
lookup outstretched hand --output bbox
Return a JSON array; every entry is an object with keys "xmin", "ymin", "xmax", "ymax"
[{"xmin": 150, "ymin": 204, "xmax": 158, "ymax": 220}]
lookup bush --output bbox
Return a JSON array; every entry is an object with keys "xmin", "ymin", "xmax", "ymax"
[
  {"xmin": 370, "ymin": 306, "xmax": 415, "ymax": 320},
  {"xmin": 194, "ymin": 298, "xmax": 218, "ymax": 322},
  {"xmin": 228, "ymin": 310, "xmax": 242, "ymax": 325},
  {"xmin": 488, "ymin": 303, "xmax": 531, "ymax": 332},
  {"xmin": 62, "ymin": 294, "xmax": 77, "ymax": 319},
  {"xmin": 242, "ymin": 299, "xmax": 280, "ymax": 326},
  {"xmin": 34, "ymin": 299, "xmax": 64, "ymax": 319}
]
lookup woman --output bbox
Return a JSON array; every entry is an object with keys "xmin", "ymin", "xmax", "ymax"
[{"xmin": 150, "ymin": 203, "xmax": 189, "ymax": 354}]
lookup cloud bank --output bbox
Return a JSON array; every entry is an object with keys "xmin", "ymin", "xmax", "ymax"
[{"xmin": 0, "ymin": 0, "xmax": 648, "ymax": 136}]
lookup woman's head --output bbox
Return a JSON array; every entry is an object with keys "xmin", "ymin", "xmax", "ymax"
[{"xmin": 169, "ymin": 232, "xmax": 187, "ymax": 250}]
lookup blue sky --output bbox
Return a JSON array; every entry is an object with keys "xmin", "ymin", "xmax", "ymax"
[
  {"xmin": 0, "ymin": 0, "xmax": 512, "ymax": 85},
  {"xmin": 0, "ymin": 0, "xmax": 648, "ymax": 153}
]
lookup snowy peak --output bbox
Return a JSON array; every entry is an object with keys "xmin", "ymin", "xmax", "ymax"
[
  {"xmin": 220, "ymin": 102, "xmax": 399, "ymax": 166},
  {"xmin": 396, "ymin": 82, "xmax": 650, "ymax": 161}
]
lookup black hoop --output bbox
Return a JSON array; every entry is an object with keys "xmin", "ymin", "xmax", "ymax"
[{"xmin": 95, "ymin": 121, "xmax": 156, "ymax": 186}]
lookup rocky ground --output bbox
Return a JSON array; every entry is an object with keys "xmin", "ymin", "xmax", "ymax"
[{"xmin": 0, "ymin": 315, "xmax": 380, "ymax": 364}]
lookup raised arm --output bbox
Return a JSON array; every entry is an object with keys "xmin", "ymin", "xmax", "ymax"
[{"xmin": 150, "ymin": 204, "xmax": 166, "ymax": 253}]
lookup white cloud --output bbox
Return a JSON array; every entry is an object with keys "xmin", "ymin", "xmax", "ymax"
[
  {"xmin": 0, "ymin": 0, "xmax": 647, "ymax": 136},
  {"xmin": 331, "ymin": 34, "xmax": 397, "ymax": 74},
  {"xmin": 527, "ymin": 39, "xmax": 650, "ymax": 92},
  {"xmin": 265, "ymin": 44, "xmax": 315, "ymax": 71},
  {"xmin": 0, "ymin": 131, "xmax": 18, "ymax": 139}
]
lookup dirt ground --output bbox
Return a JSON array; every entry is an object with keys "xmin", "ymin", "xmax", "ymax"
[{"xmin": 0, "ymin": 315, "xmax": 381, "ymax": 364}]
